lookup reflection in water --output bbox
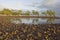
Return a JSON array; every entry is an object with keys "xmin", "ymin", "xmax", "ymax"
[
  {"xmin": 10, "ymin": 18, "xmax": 60, "ymax": 24},
  {"xmin": 47, "ymin": 18, "xmax": 55, "ymax": 24},
  {"xmin": 10, "ymin": 18, "xmax": 22, "ymax": 24},
  {"xmin": 32, "ymin": 18, "xmax": 39, "ymax": 24}
]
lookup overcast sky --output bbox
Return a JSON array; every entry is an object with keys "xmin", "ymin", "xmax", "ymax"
[
  {"xmin": 0, "ymin": 0, "xmax": 41, "ymax": 10},
  {"xmin": 0, "ymin": 0, "xmax": 60, "ymax": 16}
]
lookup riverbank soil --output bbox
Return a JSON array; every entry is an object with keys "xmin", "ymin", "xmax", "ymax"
[{"xmin": 0, "ymin": 23, "xmax": 60, "ymax": 40}]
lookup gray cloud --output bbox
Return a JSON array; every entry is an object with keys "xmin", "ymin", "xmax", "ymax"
[{"xmin": 40, "ymin": 0, "xmax": 60, "ymax": 16}]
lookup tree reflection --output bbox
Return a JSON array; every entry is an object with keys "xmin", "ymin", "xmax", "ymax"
[
  {"xmin": 10, "ymin": 18, "xmax": 55, "ymax": 24},
  {"xmin": 10, "ymin": 18, "xmax": 22, "ymax": 24},
  {"xmin": 32, "ymin": 18, "xmax": 39, "ymax": 24},
  {"xmin": 25, "ymin": 18, "xmax": 30, "ymax": 21},
  {"xmin": 39, "ymin": 18, "xmax": 55, "ymax": 24},
  {"xmin": 47, "ymin": 18, "xmax": 55, "ymax": 24}
]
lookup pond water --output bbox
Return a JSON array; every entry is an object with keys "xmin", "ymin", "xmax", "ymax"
[{"xmin": 10, "ymin": 18, "xmax": 60, "ymax": 24}]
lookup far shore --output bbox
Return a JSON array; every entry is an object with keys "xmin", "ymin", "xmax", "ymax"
[{"xmin": 0, "ymin": 15, "xmax": 60, "ymax": 19}]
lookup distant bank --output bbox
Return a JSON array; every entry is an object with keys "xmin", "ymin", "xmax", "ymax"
[{"xmin": 0, "ymin": 15, "xmax": 60, "ymax": 19}]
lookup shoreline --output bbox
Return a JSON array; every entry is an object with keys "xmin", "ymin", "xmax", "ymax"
[{"xmin": 0, "ymin": 15, "xmax": 60, "ymax": 19}]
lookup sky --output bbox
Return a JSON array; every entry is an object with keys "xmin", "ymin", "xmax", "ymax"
[
  {"xmin": 0, "ymin": 0, "xmax": 60, "ymax": 16},
  {"xmin": 0, "ymin": 0, "xmax": 42, "ymax": 10}
]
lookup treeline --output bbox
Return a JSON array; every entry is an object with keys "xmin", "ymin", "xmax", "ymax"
[
  {"xmin": 0, "ymin": 8, "xmax": 55, "ymax": 16},
  {"xmin": 0, "ymin": 9, "xmax": 39, "ymax": 15}
]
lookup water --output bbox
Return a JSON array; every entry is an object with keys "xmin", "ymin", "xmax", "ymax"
[{"xmin": 10, "ymin": 18, "xmax": 60, "ymax": 24}]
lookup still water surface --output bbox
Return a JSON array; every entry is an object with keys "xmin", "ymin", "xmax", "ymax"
[{"xmin": 10, "ymin": 18, "xmax": 60, "ymax": 24}]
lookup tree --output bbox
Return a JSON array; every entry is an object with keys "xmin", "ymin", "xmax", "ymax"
[
  {"xmin": 47, "ymin": 10, "xmax": 55, "ymax": 16},
  {"xmin": 35, "ymin": 11, "xmax": 39, "ymax": 15},
  {"xmin": 10, "ymin": 10, "xmax": 22, "ymax": 15},
  {"xmin": 2, "ymin": 9, "xmax": 12, "ymax": 15},
  {"xmin": 42, "ymin": 11, "xmax": 47, "ymax": 16},
  {"xmin": 24, "ymin": 10, "xmax": 30, "ymax": 15},
  {"xmin": 0, "ymin": 11, "xmax": 4, "ymax": 15},
  {"xmin": 17, "ymin": 10, "xmax": 23, "ymax": 15},
  {"xmin": 32, "ymin": 10, "xmax": 39, "ymax": 15},
  {"xmin": 32, "ymin": 10, "xmax": 35, "ymax": 15},
  {"xmin": 42, "ymin": 10, "xmax": 55, "ymax": 17},
  {"xmin": 47, "ymin": 18, "xmax": 55, "ymax": 24}
]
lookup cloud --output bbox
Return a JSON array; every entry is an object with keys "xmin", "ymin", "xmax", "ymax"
[
  {"xmin": 44, "ymin": 0, "xmax": 58, "ymax": 6},
  {"xmin": 41, "ymin": 0, "xmax": 60, "ymax": 16},
  {"xmin": 0, "ymin": 4, "xmax": 5, "ymax": 10},
  {"xmin": 0, "ymin": 1, "xmax": 37, "ymax": 10}
]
